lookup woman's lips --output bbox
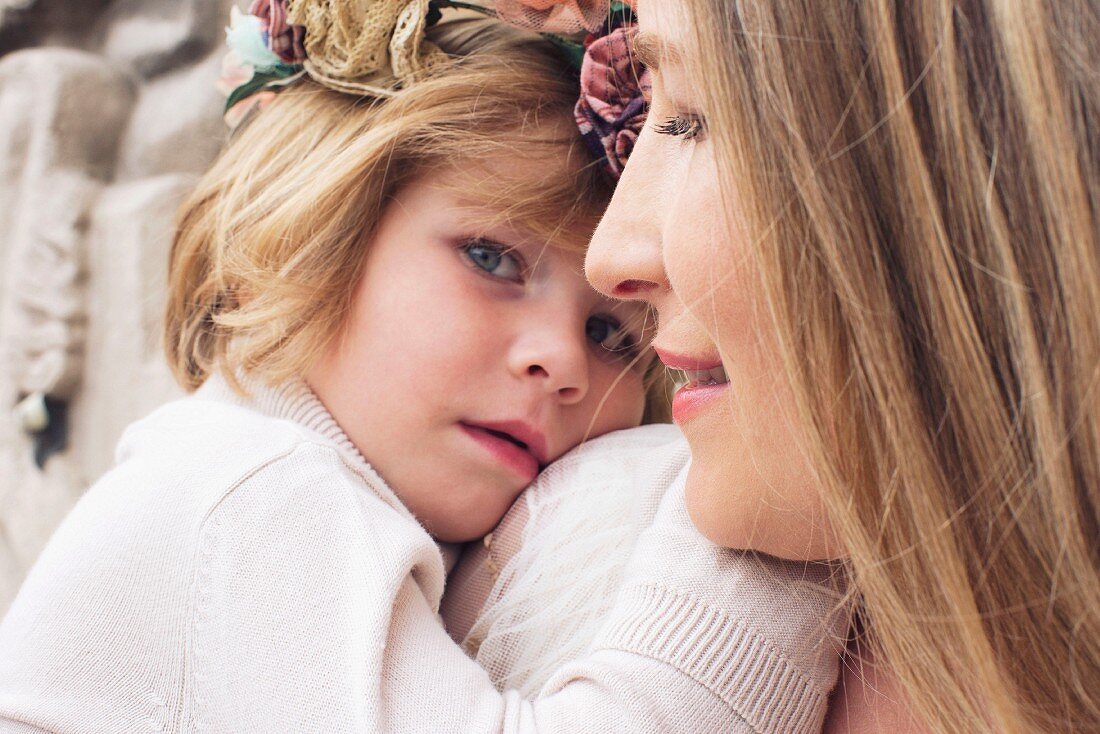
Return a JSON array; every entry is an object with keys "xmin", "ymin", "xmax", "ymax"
[
  {"xmin": 654, "ymin": 347, "xmax": 731, "ymax": 423},
  {"xmin": 671, "ymin": 381, "xmax": 730, "ymax": 423},
  {"xmin": 653, "ymin": 347, "xmax": 723, "ymax": 372},
  {"xmin": 458, "ymin": 422, "xmax": 542, "ymax": 482}
]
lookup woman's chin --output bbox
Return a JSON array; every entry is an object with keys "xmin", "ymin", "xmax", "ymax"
[
  {"xmin": 684, "ymin": 461, "xmax": 844, "ymax": 561},
  {"xmin": 682, "ymin": 460, "xmax": 751, "ymax": 549}
]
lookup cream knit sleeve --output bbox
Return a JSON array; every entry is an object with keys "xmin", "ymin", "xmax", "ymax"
[
  {"xmin": 444, "ymin": 425, "xmax": 849, "ymax": 732},
  {"xmin": 185, "ymin": 441, "xmax": 845, "ymax": 733}
]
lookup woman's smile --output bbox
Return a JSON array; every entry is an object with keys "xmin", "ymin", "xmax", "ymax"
[{"xmin": 653, "ymin": 347, "xmax": 731, "ymax": 423}]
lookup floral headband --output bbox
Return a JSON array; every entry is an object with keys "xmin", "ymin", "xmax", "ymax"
[{"xmin": 218, "ymin": 0, "xmax": 649, "ymax": 177}]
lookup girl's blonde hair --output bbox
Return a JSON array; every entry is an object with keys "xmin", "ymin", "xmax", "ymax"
[
  {"xmin": 682, "ymin": 0, "xmax": 1098, "ymax": 731},
  {"xmin": 166, "ymin": 16, "xmax": 671, "ymax": 421}
]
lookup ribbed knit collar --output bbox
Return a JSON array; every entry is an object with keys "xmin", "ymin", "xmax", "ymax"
[{"xmin": 195, "ymin": 371, "xmax": 367, "ymax": 468}]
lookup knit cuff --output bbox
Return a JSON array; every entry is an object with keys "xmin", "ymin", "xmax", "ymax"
[{"xmin": 595, "ymin": 584, "xmax": 828, "ymax": 734}]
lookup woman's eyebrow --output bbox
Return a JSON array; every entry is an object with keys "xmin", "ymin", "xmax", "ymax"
[{"xmin": 631, "ymin": 31, "xmax": 679, "ymax": 72}]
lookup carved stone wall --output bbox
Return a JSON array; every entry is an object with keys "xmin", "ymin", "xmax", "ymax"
[{"xmin": 0, "ymin": 0, "xmax": 240, "ymax": 610}]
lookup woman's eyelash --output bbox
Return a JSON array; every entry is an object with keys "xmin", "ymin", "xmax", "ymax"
[{"xmin": 653, "ymin": 115, "xmax": 705, "ymax": 140}]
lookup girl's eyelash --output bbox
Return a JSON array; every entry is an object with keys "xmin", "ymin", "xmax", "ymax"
[
  {"xmin": 606, "ymin": 333, "xmax": 640, "ymax": 358},
  {"xmin": 653, "ymin": 115, "xmax": 705, "ymax": 140},
  {"xmin": 459, "ymin": 238, "xmax": 526, "ymax": 283},
  {"xmin": 587, "ymin": 315, "xmax": 643, "ymax": 363}
]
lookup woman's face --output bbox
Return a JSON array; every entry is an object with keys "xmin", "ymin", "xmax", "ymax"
[{"xmin": 586, "ymin": 0, "xmax": 840, "ymax": 559}]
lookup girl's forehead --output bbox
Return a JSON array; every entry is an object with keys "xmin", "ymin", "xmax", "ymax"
[
  {"xmin": 386, "ymin": 171, "xmax": 596, "ymax": 263},
  {"xmin": 423, "ymin": 158, "xmax": 605, "ymax": 252},
  {"xmin": 433, "ymin": 147, "xmax": 585, "ymax": 194}
]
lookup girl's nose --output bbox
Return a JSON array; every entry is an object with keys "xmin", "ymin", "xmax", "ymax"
[{"xmin": 508, "ymin": 323, "xmax": 590, "ymax": 405}]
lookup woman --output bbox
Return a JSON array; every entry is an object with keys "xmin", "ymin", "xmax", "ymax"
[{"xmin": 584, "ymin": 0, "xmax": 1099, "ymax": 731}]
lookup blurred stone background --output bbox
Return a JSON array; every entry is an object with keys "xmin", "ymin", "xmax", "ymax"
[{"xmin": 0, "ymin": 0, "xmax": 240, "ymax": 611}]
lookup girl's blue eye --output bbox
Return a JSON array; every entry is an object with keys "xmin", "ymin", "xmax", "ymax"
[
  {"xmin": 653, "ymin": 114, "xmax": 705, "ymax": 140},
  {"xmin": 586, "ymin": 315, "xmax": 640, "ymax": 360},
  {"xmin": 462, "ymin": 240, "xmax": 524, "ymax": 283}
]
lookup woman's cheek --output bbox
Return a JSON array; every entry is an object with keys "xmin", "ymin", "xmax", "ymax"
[{"xmin": 663, "ymin": 144, "xmax": 735, "ymax": 328}]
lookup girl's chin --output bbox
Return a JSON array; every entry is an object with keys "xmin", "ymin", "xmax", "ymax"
[{"xmin": 419, "ymin": 487, "xmax": 519, "ymax": 544}]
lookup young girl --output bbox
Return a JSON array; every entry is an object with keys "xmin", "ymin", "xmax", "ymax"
[{"xmin": 0, "ymin": 10, "xmax": 848, "ymax": 732}]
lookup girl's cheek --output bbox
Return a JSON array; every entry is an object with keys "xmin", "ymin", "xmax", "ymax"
[{"xmin": 609, "ymin": 369, "xmax": 648, "ymax": 430}]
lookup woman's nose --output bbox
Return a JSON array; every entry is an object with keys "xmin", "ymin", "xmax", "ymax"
[
  {"xmin": 585, "ymin": 131, "xmax": 668, "ymax": 303},
  {"xmin": 508, "ymin": 321, "xmax": 590, "ymax": 405}
]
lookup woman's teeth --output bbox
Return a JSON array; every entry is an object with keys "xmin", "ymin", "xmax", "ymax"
[{"xmin": 683, "ymin": 365, "xmax": 729, "ymax": 387}]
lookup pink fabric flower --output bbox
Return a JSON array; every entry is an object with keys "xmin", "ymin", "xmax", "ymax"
[
  {"xmin": 574, "ymin": 25, "xmax": 651, "ymax": 176},
  {"xmin": 224, "ymin": 90, "xmax": 278, "ymax": 130},
  {"xmin": 215, "ymin": 49, "xmax": 256, "ymax": 98},
  {"xmin": 494, "ymin": 0, "xmax": 608, "ymax": 34},
  {"xmin": 248, "ymin": 0, "xmax": 306, "ymax": 64}
]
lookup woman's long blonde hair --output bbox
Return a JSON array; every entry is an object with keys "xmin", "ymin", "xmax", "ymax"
[{"xmin": 682, "ymin": 0, "xmax": 1098, "ymax": 731}]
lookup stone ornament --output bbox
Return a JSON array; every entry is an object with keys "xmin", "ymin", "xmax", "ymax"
[{"xmin": 0, "ymin": 0, "xmax": 232, "ymax": 609}]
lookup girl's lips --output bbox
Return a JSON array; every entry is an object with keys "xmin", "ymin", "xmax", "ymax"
[{"xmin": 458, "ymin": 423, "xmax": 541, "ymax": 482}]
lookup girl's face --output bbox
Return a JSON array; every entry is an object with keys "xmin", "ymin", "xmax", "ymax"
[
  {"xmin": 308, "ymin": 164, "xmax": 650, "ymax": 543},
  {"xmin": 586, "ymin": 0, "xmax": 839, "ymax": 559}
]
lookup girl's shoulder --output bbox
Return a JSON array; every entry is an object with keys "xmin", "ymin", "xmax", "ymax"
[
  {"xmin": 106, "ymin": 376, "xmax": 409, "ymax": 535},
  {"xmin": 61, "ymin": 380, "xmax": 437, "ymax": 608},
  {"xmin": 114, "ymin": 373, "xmax": 371, "ymax": 487},
  {"xmin": 117, "ymin": 389, "xmax": 302, "ymax": 462}
]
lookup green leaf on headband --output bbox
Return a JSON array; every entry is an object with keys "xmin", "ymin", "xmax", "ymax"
[
  {"xmin": 607, "ymin": 1, "xmax": 636, "ymax": 28},
  {"xmin": 224, "ymin": 63, "xmax": 302, "ymax": 113},
  {"xmin": 543, "ymin": 33, "xmax": 585, "ymax": 71}
]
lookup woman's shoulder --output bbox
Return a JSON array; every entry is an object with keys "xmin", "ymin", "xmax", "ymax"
[{"xmin": 823, "ymin": 647, "xmax": 931, "ymax": 734}]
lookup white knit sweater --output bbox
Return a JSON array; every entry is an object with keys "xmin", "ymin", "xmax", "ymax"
[{"xmin": 0, "ymin": 374, "xmax": 846, "ymax": 733}]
